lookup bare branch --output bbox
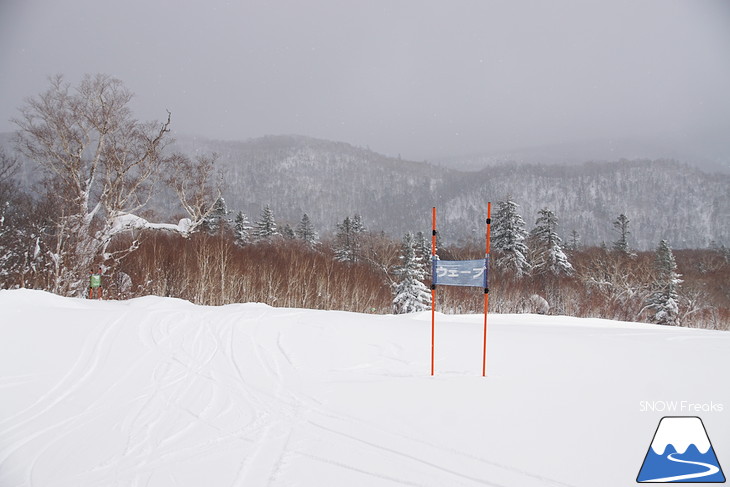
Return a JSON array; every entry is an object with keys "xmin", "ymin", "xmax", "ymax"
[
  {"xmin": 165, "ymin": 152, "xmax": 222, "ymax": 234},
  {"xmin": 0, "ymin": 149, "xmax": 19, "ymax": 185}
]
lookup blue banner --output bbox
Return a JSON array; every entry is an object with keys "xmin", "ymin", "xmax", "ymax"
[{"xmin": 432, "ymin": 258, "xmax": 488, "ymax": 288}]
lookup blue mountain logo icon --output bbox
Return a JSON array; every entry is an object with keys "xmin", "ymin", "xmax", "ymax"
[{"xmin": 637, "ymin": 416, "xmax": 725, "ymax": 483}]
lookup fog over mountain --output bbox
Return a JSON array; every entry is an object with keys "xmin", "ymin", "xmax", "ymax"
[{"xmin": 433, "ymin": 134, "xmax": 730, "ymax": 174}]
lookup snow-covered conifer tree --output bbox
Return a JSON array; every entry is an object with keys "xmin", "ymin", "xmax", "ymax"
[
  {"xmin": 254, "ymin": 205, "xmax": 279, "ymax": 242},
  {"xmin": 352, "ymin": 214, "xmax": 366, "ymax": 234},
  {"xmin": 200, "ymin": 197, "xmax": 230, "ymax": 235},
  {"xmin": 492, "ymin": 198, "xmax": 531, "ymax": 277},
  {"xmin": 233, "ymin": 211, "xmax": 252, "ymax": 247},
  {"xmin": 0, "ymin": 201, "xmax": 15, "ymax": 283},
  {"xmin": 0, "ymin": 151, "xmax": 45, "ymax": 288},
  {"xmin": 392, "ymin": 233, "xmax": 431, "ymax": 314},
  {"xmin": 414, "ymin": 231, "xmax": 431, "ymax": 276},
  {"xmin": 281, "ymin": 223, "xmax": 296, "ymax": 240},
  {"xmin": 612, "ymin": 214, "xmax": 635, "ymax": 256},
  {"xmin": 295, "ymin": 213, "xmax": 318, "ymax": 247},
  {"xmin": 645, "ymin": 240, "xmax": 682, "ymax": 326},
  {"xmin": 567, "ymin": 230, "xmax": 581, "ymax": 251},
  {"xmin": 334, "ymin": 215, "xmax": 365, "ymax": 263},
  {"xmin": 530, "ymin": 208, "xmax": 573, "ymax": 275}
]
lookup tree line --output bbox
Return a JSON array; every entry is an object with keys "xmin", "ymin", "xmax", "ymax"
[{"xmin": 485, "ymin": 199, "xmax": 705, "ymax": 327}]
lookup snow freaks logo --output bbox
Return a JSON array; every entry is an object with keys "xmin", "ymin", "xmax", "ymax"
[{"xmin": 637, "ymin": 417, "xmax": 726, "ymax": 483}]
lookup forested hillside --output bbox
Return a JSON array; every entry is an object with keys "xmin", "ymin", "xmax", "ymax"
[
  {"xmin": 442, "ymin": 160, "xmax": 729, "ymax": 248},
  {"xmin": 170, "ymin": 135, "xmax": 443, "ymax": 237},
  {"xmin": 3, "ymin": 132, "xmax": 728, "ymax": 249},
  {"xmin": 172, "ymin": 135, "xmax": 729, "ymax": 249}
]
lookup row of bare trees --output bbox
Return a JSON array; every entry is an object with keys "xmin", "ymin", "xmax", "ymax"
[{"xmin": 108, "ymin": 232, "xmax": 392, "ymax": 312}]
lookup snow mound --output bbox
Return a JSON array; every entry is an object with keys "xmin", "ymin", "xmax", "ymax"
[{"xmin": 110, "ymin": 212, "xmax": 193, "ymax": 235}]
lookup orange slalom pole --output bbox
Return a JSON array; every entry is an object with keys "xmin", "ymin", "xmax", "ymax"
[
  {"xmin": 431, "ymin": 207, "xmax": 437, "ymax": 376},
  {"xmin": 483, "ymin": 202, "xmax": 492, "ymax": 377},
  {"xmin": 431, "ymin": 288, "xmax": 436, "ymax": 376}
]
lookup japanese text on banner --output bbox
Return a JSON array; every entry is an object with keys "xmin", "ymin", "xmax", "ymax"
[{"xmin": 432, "ymin": 259, "xmax": 488, "ymax": 288}]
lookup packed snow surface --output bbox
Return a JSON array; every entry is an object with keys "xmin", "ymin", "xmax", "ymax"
[{"xmin": 1, "ymin": 289, "xmax": 728, "ymax": 487}]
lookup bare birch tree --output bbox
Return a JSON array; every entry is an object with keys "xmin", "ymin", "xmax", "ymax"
[{"xmin": 13, "ymin": 74, "xmax": 173, "ymax": 294}]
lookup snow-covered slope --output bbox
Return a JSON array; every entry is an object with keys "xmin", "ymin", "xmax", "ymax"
[{"xmin": 1, "ymin": 289, "xmax": 728, "ymax": 487}]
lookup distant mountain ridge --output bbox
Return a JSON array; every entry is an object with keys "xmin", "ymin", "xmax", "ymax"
[
  {"xmin": 3, "ymin": 132, "xmax": 729, "ymax": 249},
  {"xmin": 433, "ymin": 135, "xmax": 730, "ymax": 174}
]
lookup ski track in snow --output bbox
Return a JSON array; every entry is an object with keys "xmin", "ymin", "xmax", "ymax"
[
  {"xmin": 0, "ymin": 314, "xmax": 125, "ymax": 434},
  {"xmin": 0, "ymin": 313, "xmax": 129, "ymax": 476},
  {"xmin": 3, "ymin": 291, "xmax": 728, "ymax": 486},
  {"xmin": 0, "ymin": 302, "xmax": 579, "ymax": 487}
]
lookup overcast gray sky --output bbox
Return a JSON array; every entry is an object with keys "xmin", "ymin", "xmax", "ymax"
[{"xmin": 1, "ymin": 0, "xmax": 729, "ymax": 160}]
